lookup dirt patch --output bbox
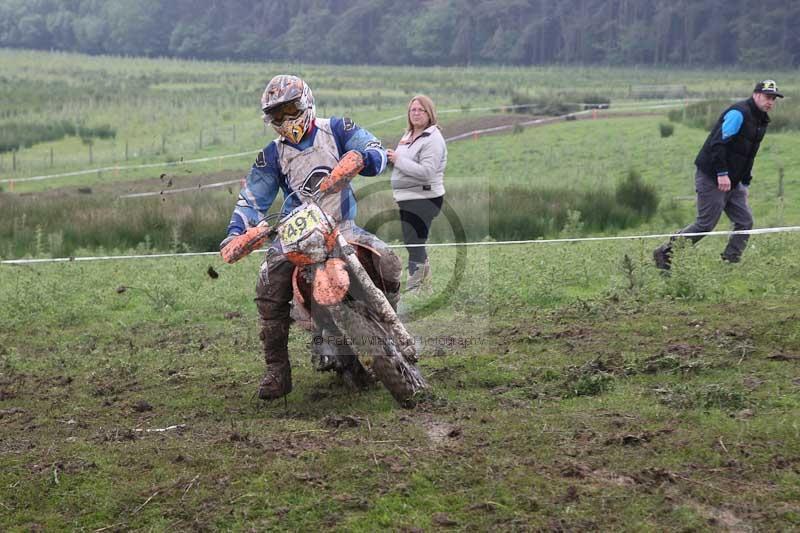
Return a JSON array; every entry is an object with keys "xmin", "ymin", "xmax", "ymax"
[
  {"xmin": 376, "ymin": 113, "xmax": 540, "ymax": 148},
  {"xmin": 767, "ymin": 353, "xmax": 800, "ymax": 362},
  {"xmin": 418, "ymin": 415, "xmax": 462, "ymax": 446},
  {"xmin": 438, "ymin": 109, "xmax": 656, "ymax": 143},
  {"xmin": 687, "ymin": 501, "xmax": 750, "ymax": 532},
  {"xmin": 604, "ymin": 427, "xmax": 675, "ymax": 447},
  {"xmin": 0, "ymin": 407, "xmax": 26, "ymax": 418},
  {"xmin": 441, "ymin": 113, "xmax": 538, "ymax": 139},
  {"xmin": 322, "ymin": 414, "xmax": 361, "ymax": 429},
  {"xmin": 559, "ymin": 462, "xmax": 637, "ymax": 487}
]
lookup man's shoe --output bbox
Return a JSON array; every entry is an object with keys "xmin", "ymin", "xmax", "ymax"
[
  {"xmin": 652, "ymin": 246, "xmax": 672, "ymax": 271},
  {"xmin": 721, "ymin": 253, "xmax": 740, "ymax": 264}
]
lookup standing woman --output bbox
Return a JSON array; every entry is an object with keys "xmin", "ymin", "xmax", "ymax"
[{"xmin": 387, "ymin": 95, "xmax": 447, "ymax": 292}]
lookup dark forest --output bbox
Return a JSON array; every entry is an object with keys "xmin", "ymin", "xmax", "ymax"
[{"xmin": 1, "ymin": 0, "xmax": 798, "ymax": 67}]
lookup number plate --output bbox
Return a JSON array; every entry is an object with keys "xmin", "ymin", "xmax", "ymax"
[{"xmin": 279, "ymin": 205, "xmax": 324, "ymax": 245}]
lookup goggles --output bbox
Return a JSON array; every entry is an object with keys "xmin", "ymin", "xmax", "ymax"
[{"xmin": 263, "ymin": 99, "xmax": 305, "ymax": 124}]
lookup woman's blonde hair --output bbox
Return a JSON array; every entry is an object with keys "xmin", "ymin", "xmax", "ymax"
[{"xmin": 405, "ymin": 94, "xmax": 438, "ymax": 133}]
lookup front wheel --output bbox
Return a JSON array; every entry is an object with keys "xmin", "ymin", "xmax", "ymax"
[
  {"xmin": 371, "ymin": 339, "xmax": 428, "ymax": 407},
  {"xmin": 329, "ymin": 301, "xmax": 427, "ymax": 406}
]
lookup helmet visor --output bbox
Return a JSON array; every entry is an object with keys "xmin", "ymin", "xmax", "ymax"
[{"xmin": 263, "ymin": 99, "xmax": 305, "ymax": 125}]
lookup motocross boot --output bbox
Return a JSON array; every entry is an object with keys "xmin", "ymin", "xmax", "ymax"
[
  {"xmin": 373, "ymin": 246, "xmax": 401, "ymax": 310},
  {"xmin": 257, "ymin": 319, "xmax": 292, "ymax": 400}
]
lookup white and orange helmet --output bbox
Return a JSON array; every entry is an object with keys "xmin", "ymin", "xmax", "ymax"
[{"xmin": 261, "ymin": 75, "xmax": 315, "ymax": 144}]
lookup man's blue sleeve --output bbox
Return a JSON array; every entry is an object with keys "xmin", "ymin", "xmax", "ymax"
[
  {"xmin": 710, "ymin": 109, "xmax": 745, "ymax": 177},
  {"xmin": 721, "ymin": 110, "xmax": 744, "ymax": 140},
  {"xmin": 226, "ymin": 144, "xmax": 283, "ymax": 236},
  {"xmin": 330, "ymin": 117, "xmax": 387, "ymax": 176}
]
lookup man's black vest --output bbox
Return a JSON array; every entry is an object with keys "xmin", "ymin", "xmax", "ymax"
[{"xmin": 695, "ymin": 97, "xmax": 769, "ymax": 186}]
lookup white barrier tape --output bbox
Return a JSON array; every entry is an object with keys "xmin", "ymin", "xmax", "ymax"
[
  {"xmin": 1, "ymin": 251, "xmax": 220, "ymax": 264},
  {"xmin": 402, "ymin": 226, "xmax": 800, "ymax": 247},
  {"xmin": 4, "ymin": 100, "xmax": 689, "ymax": 186},
  {"xmin": 3, "ymin": 226, "xmax": 798, "ymax": 265},
  {"xmin": 0, "ymin": 151, "xmax": 254, "ymax": 185}
]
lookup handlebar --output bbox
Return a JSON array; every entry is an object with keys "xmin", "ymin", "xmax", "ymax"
[{"xmin": 221, "ymin": 150, "xmax": 364, "ymax": 265}]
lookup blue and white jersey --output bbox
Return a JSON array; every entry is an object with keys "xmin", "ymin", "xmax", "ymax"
[{"xmin": 227, "ymin": 117, "xmax": 387, "ymax": 236}]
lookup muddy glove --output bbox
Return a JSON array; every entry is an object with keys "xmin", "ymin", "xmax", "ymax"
[
  {"xmin": 319, "ymin": 150, "xmax": 365, "ymax": 194},
  {"xmin": 220, "ymin": 222, "xmax": 271, "ymax": 264},
  {"xmin": 219, "ymin": 233, "xmax": 240, "ymax": 252}
]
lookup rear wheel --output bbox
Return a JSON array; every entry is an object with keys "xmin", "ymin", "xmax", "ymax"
[{"xmin": 310, "ymin": 327, "xmax": 375, "ymax": 390}]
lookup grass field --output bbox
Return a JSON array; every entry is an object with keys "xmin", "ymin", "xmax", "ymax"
[
  {"xmin": 2, "ymin": 236, "xmax": 799, "ymax": 530},
  {"xmin": 2, "ymin": 49, "xmax": 800, "ymax": 531},
  {"xmin": 3, "ymin": 114, "xmax": 798, "ymax": 260},
  {"xmin": 3, "ymin": 48, "xmax": 800, "ymax": 185}
]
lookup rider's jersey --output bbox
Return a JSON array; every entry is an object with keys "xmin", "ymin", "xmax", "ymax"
[{"xmin": 227, "ymin": 117, "xmax": 387, "ymax": 236}]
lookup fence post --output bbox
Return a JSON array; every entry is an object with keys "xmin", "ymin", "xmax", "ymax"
[
  {"xmin": 199, "ymin": 130, "xmax": 203, "ymax": 150},
  {"xmin": 778, "ymin": 166, "xmax": 785, "ymax": 224},
  {"xmin": 125, "ymin": 141, "xmax": 129, "ymax": 161},
  {"xmin": 89, "ymin": 143, "xmax": 93, "ymax": 164},
  {"xmin": 50, "ymin": 147, "xmax": 54, "ymax": 167},
  {"xmin": 232, "ymin": 124, "xmax": 236, "ymax": 143},
  {"xmin": 161, "ymin": 135, "xmax": 166, "ymax": 154}
]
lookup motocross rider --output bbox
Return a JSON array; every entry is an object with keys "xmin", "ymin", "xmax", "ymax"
[{"xmin": 221, "ymin": 75, "xmax": 402, "ymax": 401}]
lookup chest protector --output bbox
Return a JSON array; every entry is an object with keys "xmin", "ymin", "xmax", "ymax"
[{"xmin": 277, "ymin": 119, "xmax": 347, "ymax": 221}]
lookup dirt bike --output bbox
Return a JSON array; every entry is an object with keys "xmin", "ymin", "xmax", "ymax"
[{"xmin": 221, "ymin": 158, "xmax": 427, "ymax": 406}]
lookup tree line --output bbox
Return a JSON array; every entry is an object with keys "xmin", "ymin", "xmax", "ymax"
[{"xmin": 1, "ymin": 0, "xmax": 798, "ymax": 67}]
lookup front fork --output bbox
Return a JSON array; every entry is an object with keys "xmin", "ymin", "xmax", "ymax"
[{"xmin": 335, "ymin": 234, "xmax": 418, "ymax": 362}]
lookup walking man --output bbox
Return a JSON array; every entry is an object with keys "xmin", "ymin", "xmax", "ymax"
[{"xmin": 653, "ymin": 80, "xmax": 783, "ymax": 270}]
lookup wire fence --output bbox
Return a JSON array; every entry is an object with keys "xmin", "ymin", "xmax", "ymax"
[
  {"xmin": 1, "ymin": 100, "xmax": 694, "ymax": 186},
  {"xmin": 0, "ymin": 123, "xmax": 271, "ymax": 177}
]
